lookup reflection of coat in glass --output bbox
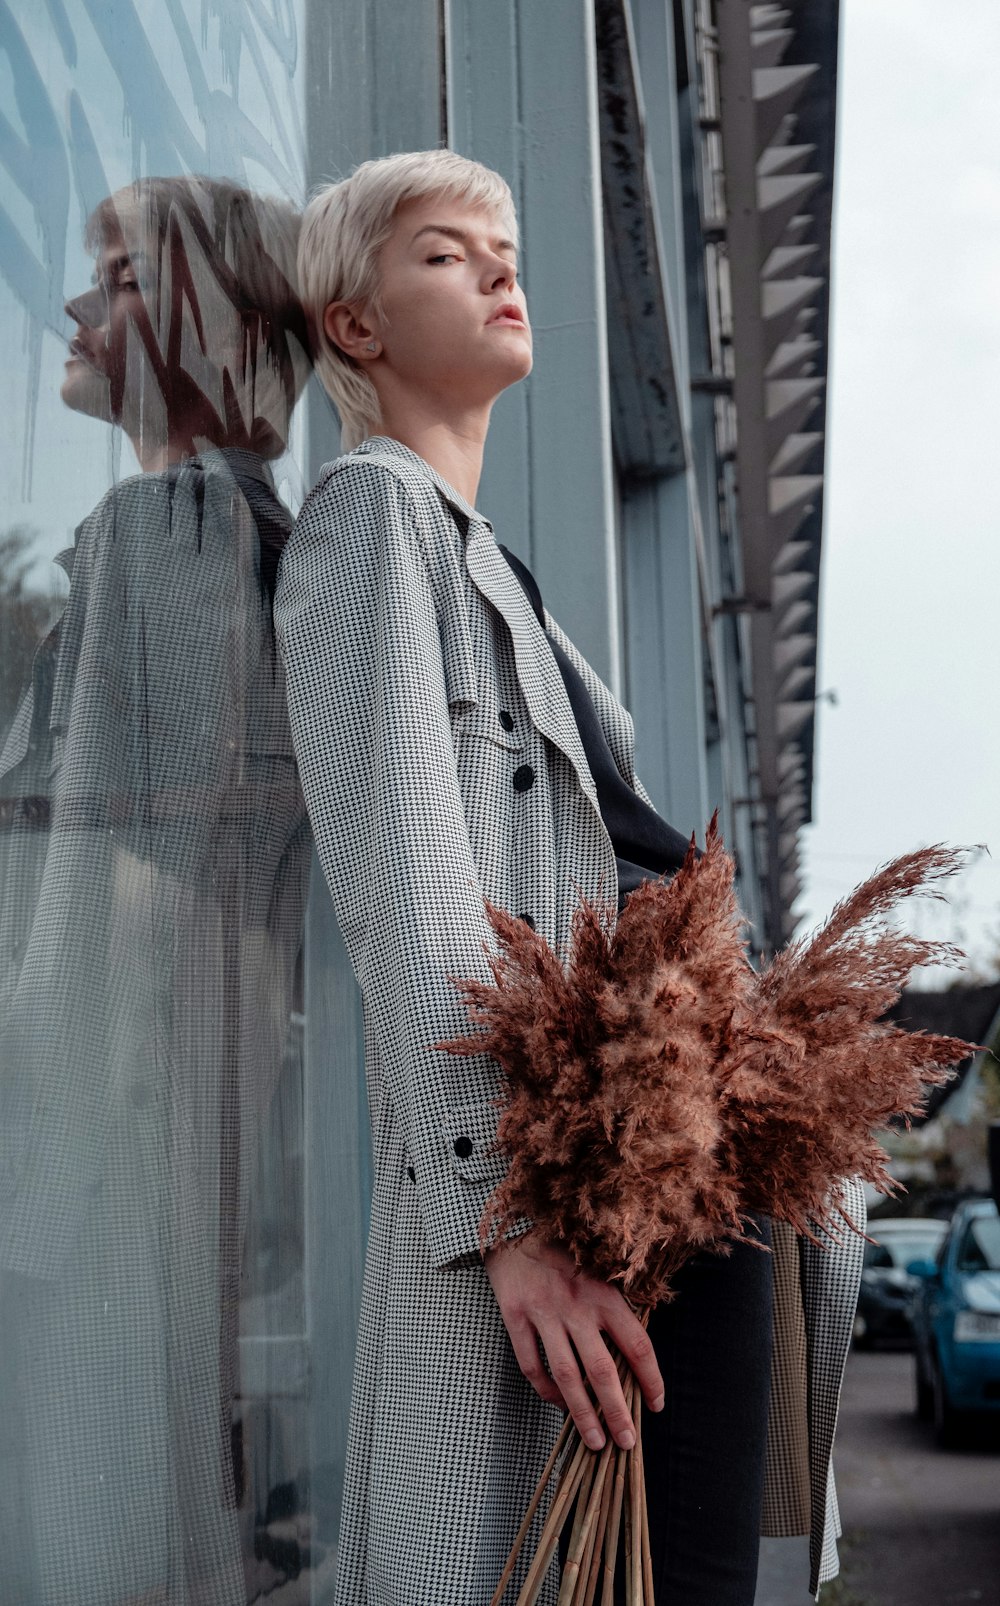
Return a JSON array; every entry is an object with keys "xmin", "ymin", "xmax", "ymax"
[{"xmin": 0, "ymin": 449, "xmax": 311, "ymax": 1605}]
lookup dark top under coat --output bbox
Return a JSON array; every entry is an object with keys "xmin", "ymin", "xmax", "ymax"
[{"xmin": 498, "ymin": 545, "xmax": 690, "ymax": 909}]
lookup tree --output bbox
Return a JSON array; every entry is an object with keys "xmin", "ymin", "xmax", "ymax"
[{"xmin": 0, "ymin": 525, "xmax": 65, "ymax": 740}]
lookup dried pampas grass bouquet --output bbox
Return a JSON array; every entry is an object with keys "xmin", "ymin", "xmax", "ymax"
[{"xmin": 440, "ymin": 823, "xmax": 976, "ymax": 1606}]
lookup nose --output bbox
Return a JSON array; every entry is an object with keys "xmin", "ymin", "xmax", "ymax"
[
  {"xmin": 64, "ymin": 285, "xmax": 108, "ymax": 330},
  {"xmin": 483, "ymin": 253, "xmax": 517, "ymax": 294}
]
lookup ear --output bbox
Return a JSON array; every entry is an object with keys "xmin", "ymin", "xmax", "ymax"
[{"xmin": 323, "ymin": 301, "xmax": 380, "ymax": 362}]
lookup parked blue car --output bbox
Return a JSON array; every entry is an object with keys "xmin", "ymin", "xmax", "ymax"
[{"xmin": 910, "ymin": 1196, "xmax": 1000, "ymax": 1444}]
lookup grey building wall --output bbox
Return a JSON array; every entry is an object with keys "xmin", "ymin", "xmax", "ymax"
[{"xmin": 304, "ymin": 0, "xmax": 770, "ymax": 941}]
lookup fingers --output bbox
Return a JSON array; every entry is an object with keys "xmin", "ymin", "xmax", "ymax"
[
  {"xmin": 603, "ymin": 1300, "xmax": 664, "ymax": 1413},
  {"xmin": 504, "ymin": 1313, "xmax": 565, "ymax": 1409},
  {"xmin": 484, "ymin": 1239, "xmax": 665, "ymax": 1440},
  {"xmin": 510, "ymin": 1311, "xmax": 647, "ymax": 1451},
  {"xmin": 566, "ymin": 1325, "xmax": 637, "ymax": 1450},
  {"xmin": 537, "ymin": 1324, "xmax": 614, "ymax": 1451}
]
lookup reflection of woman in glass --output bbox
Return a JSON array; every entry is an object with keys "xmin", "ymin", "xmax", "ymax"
[
  {"xmin": 278, "ymin": 149, "xmax": 863, "ymax": 1606},
  {"xmin": 0, "ymin": 177, "xmax": 312, "ymax": 1605}
]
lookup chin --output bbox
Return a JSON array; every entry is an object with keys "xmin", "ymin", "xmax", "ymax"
[
  {"xmin": 61, "ymin": 363, "xmax": 114, "ymax": 422},
  {"xmin": 485, "ymin": 341, "xmax": 533, "ymax": 391},
  {"xmin": 501, "ymin": 349, "xmax": 533, "ymax": 388}
]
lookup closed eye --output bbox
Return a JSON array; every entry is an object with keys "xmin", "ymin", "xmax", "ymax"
[{"xmin": 427, "ymin": 253, "xmax": 462, "ymax": 265}]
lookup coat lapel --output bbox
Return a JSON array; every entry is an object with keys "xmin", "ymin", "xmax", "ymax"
[
  {"xmin": 460, "ymin": 520, "xmax": 601, "ymax": 816},
  {"xmin": 355, "ymin": 438, "xmax": 603, "ymax": 818}
]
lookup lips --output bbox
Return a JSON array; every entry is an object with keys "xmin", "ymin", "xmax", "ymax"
[
  {"xmin": 67, "ymin": 335, "xmax": 101, "ymax": 369},
  {"xmin": 488, "ymin": 303, "xmax": 527, "ymax": 327}
]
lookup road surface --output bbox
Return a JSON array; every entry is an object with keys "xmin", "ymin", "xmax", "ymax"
[{"xmin": 756, "ymin": 1347, "xmax": 1000, "ymax": 1605}]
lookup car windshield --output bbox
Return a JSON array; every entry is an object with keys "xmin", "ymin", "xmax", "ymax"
[
  {"xmin": 956, "ymin": 1216, "xmax": 1000, "ymax": 1273},
  {"xmin": 864, "ymin": 1231, "xmax": 943, "ymax": 1269}
]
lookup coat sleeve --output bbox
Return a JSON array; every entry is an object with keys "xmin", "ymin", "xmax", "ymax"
[{"xmin": 275, "ymin": 458, "xmax": 506, "ymax": 1269}]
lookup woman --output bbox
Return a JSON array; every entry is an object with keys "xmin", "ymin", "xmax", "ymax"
[
  {"xmin": 0, "ymin": 176, "xmax": 313, "ymax": 1604},
  {"xmin": 277, "ymin": 149, "xmax": 863, "ymax": 1605}
]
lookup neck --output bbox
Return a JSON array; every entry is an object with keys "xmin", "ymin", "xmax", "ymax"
[
  {"xmin": 130, "ymin": 437, "xmax": 184, "ymax": 473},
  {"xmin": 128, "ymin": 430, "xmax": 236, "ymax": 474},
  {"xmin": 373, "ymin": 392, "xmax": 491, "ymax": 508}
]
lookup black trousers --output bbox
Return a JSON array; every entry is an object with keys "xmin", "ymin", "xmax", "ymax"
[{"xmin": 641, "ymin": 1220, "xmax": 774, "ymax": 1605}]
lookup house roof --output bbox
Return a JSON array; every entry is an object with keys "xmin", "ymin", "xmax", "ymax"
[{"xmin": 888, "ymin": 982, "xmax": 1000, "ymax": 1123}]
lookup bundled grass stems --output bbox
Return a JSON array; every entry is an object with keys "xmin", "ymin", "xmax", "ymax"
[{"xmin": 439, "ymin": 823, "xmax": 978, "ymax": 1605}]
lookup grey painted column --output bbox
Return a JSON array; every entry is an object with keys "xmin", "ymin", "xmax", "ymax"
[
  {"xmin": 301, "ymin": 1, "xmax": 444, "ymax": 1574},
  {"xmin": 448, "ymin": 0, "xmax": 621, "ymax": 691},
  {"xmin": 305, "ymin": 0, "xmax": 444, "ymax": 469},
  {"xmin": 622, "ymin": 472, "xmax": 710, "ymax": 833},
  {"xmin": 306, "ymin": 0, "xmax": 442, "ymax": 175}
]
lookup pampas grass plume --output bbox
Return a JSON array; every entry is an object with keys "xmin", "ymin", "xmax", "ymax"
[{"xmin": 440, "ymin": 824, "xmax": 977, "ymax": 1302}]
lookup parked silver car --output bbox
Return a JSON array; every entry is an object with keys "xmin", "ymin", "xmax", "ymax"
[{"xmin": 853, "ymin": 1217, "xmax": 948, "ymax": 1348}]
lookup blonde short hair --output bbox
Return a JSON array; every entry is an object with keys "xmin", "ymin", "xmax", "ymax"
[
  {"xmin": 299, "ymin": 150, "xmax": 518, "ymax": 449},
  {"xmin": 88, "ymin": 176, "xmax": 310, "ymax": 457}
]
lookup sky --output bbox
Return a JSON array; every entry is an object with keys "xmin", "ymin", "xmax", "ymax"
[{"xmin": 800, "ymin": 0, "xmax": 1000, "ymax": 983}]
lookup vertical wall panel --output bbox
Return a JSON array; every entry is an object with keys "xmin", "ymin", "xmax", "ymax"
[
  {"xmin": 623, "ymin": 475, "xmax": 710, "ymax": 832},
  {"xmin": 448, "ymin": 0, "xmax": 621, "ymax": 690},
  {"xmin": 518, "ymin": 0, "xmax": 620, "ymax": 688},
  {"xmin": 306, "ymin": 0, "xmax": 444, "ymax": 472},
  {"xmin": 615, "ymin": 0, "xmax": 709, "ymax": 838},
  {"xmin": 306, "ymin": 0, "xmax": 442, "ymax": 179},
  {"xmin": 445, "ymin": 2, "xmax": 533, "ymax": 565}
]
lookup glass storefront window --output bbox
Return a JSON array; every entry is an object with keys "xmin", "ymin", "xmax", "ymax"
[{"xmin": 0, "ymin": 5, "xmax": 368, "ymax": 1600}]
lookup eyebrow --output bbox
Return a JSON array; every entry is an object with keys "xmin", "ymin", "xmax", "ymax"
[
  {"xmin": 92, "ymin": 249, "xmax": 147, "ymax": 283},
  {"xmin": 410, "ymin": 223, "xmax": 517, "ymax": 254}
]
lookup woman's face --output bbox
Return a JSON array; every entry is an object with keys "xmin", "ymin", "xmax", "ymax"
[
  {"xmin": 369, "ymin": 194, "xmax": 532, "ymax": 407},
  {"xmin": 60, "ymin": 196, "xmax": 271, "ymax": 460},
  {"xmin": 61, "ymin": 218, "xmax": 155, "ymax": 428}
]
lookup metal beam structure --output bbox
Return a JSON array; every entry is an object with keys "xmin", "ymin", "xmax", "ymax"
[
  {"xmin": 703, "ymin": 0, "xmax": 840, "ymax": 946},
  {"xmin": 595, "ymin": 0, "xmax": 687, "ymax": 477}
]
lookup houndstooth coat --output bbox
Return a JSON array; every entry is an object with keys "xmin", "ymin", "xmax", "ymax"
[{"xmin": 275, "ymin": 435, "xmax": 864, "ymax": 1605}]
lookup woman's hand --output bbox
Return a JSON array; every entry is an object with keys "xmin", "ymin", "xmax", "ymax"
[{"xmin": 484, "ymin": 1238, "xmax": 664, "ymax": 1450}]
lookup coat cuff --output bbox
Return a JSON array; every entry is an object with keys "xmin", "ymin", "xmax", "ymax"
[{"xmin": 418, "ymin": 1100, "xmax": 512, "ymax": 1269}]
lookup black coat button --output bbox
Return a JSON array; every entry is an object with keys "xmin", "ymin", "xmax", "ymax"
[
  {"xmin": 512, "ymin": 764, "xmax": 535, "ymax": 792},
  {"xmin": 499, "ymin": 710, "xmax": 515, "ymax": 732},
  {"xmin": 518, "ymin": 912, "xmax": 536, "ymax": 930},
  {"xmin": 407, "ymin": 1165, "xmax": 416, "ymax": 1183},
  {"xmin": 453, "ymin": 1135, "xmax": 474, "ymax": 1159}
]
